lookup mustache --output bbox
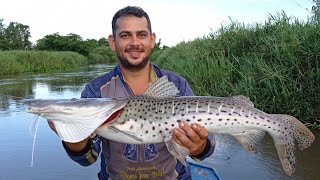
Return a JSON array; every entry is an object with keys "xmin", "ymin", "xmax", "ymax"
[{"xmin": 125, "ymin": 46, "xmax": 143, "ymax": 52}]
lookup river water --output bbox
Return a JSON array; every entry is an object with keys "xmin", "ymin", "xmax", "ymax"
[{"xmin": 0, "ymin": 64, "xmax": 319, "ymax": 180}]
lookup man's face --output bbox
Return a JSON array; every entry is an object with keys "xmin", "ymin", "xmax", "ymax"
[{"xmin": 109, "ymin": 16, "xmax": 156, "ymax": 71}]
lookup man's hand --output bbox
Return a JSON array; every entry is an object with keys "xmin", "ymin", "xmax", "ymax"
[{"xmin": 172, "ymin": 121, "xmax": 208, "ymax": 157}]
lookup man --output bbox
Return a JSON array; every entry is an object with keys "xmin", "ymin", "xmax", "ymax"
[{"xmin": 51, "ymin": 6, "xmax": 215, "ymax": 180}]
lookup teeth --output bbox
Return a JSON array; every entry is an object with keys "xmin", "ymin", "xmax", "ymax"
[{"xmin": 129, "ymin": 51, "xmax": 140, "ymax": 58}]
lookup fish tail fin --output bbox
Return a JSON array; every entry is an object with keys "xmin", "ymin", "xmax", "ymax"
[
  {"xmin": 270, "ymin": 114, "xmax": 315, "ymax": 176},
  {"xmin": 271, "ymin": 114, "xmax": 315, "ymax": 150}
]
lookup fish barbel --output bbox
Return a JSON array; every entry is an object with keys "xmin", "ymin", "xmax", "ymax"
[{"xmin": 24, "ymin": 76, "xmax": 315, "ymax": 176}]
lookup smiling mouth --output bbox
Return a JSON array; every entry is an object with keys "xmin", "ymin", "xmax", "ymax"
[{"xmin": 127, "ymin": 51, "xmax": 142, "ymax": 58}]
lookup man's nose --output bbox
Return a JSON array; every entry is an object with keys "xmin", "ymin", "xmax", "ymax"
[{"xmin": 130, "ymin": 35, "xmax": 140, "ymax": 46}]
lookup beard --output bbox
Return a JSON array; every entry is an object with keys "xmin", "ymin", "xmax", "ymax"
[
  {"xmin": 117, "ymin": 47, "xmax": 150, "ymax": 71},
  {"xmin": 118, "ymin": 55, "xmax": 150, "ymax": 71}
]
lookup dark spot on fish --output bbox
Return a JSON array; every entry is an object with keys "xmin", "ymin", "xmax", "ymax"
[
  {"xmin": 159, "ymin": 130, "xmax": 162, "ymax": 133},
  {"xmin": 141, "ymin": 124, "xmax": 143, "ymax": 128},
  {"xmin": 216, "ymin": 113, "xmax": 219, "ymax": 116},
  {"xmin": 219, "ymin": 119, "xmax": 222, "ymax": 121},
  {"xmin": 256, "ymin": 123, "xmax": 259, "ymax": 125},
  {"xmin": 198, "ymin": 119, "xmax": 202, "ymax": 122},
  {"xmin": 245, "ymin": 115, "xmax": 249, "ymax": 117},
  {"xmin": 243, "ymin": 131, "xmax": 246, "ymax": 133},
  {"xmin": 165, "ymin": 128, "xmax": 168, "ymax": 131},
  {"xmin": 227, "ymin": 119, "xmax": 230, "ymax": 121},
  {"xmin": 246, "ymin": 121, "xmax": 249, "ymax": 123},
  {"xmin": 186, "ymin": 119, "xmax": 191, "ymax": 122},
  {"xmin": 193, "ymin": 116, "xmax": 195, "ymax": 119},
  {"xmin": 165, "ymin": 122, "xmax": 168, "ymax": 125},
  {"xmin": 234, "ymin": 119, "xmax": 237, "ymax": 121},
  {"xmin": 177, "ymin": 120, "xmax": 181, "ymax": 123},
  {"xmin": 171, "ymin": 124, "xmax": 175, "ymax": 127},
  {"xmin": 153, "ymin": 135, "xmax": 156, "ymax": 137},
  {"xmin": 207, "ymin": 118, "xmax": 211, "ymax": 121},
  {"xmin": 139, "ymin": 116, "xmax": 142, "ymax": 118},
  {"xmin": 130, "ymin": 125, "xmax": 133, "ymax": 129},
  {"xmin": 221, "ymin": 110, "xmax": 227, "ymax": 113}
]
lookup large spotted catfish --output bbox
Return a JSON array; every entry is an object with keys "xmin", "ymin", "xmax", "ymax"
[{"xmin": 24, "ymin": 76, "xmax": 315, "ymax": 176}]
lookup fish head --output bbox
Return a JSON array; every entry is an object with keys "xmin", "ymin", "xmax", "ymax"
[{"xmin": 23, "ymin": 98, "xmax": 124, "ymax": 121}]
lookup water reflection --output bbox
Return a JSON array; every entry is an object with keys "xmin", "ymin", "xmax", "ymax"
[{"xmin": 0, "ymin": 64, "xmax": 319, "ymax": 180}]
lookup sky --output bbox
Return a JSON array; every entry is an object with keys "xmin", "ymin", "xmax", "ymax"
[{"xmin": 0, "ymin": 0, "xmax": 314, "ymax": 47}]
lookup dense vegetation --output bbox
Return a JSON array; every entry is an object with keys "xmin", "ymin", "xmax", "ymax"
[
  {"xmin": 0, "ymin": 50, "xmax": 87, "ymax": 74},
  {"xmin": 0, "ymin": 2, "xmax": 319, "ymax": 127},
  {"xmin": 0, "ymin": 19, "xmax": 117, "ymax": 74},
  {"xmin": 152, "ymin": 12, "xmax": 319, "ymax": 127}
]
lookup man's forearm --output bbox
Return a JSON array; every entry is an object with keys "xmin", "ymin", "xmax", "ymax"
[{"xmin": 64, "ymin": 137, "xmax": 90, "ymax": 153}]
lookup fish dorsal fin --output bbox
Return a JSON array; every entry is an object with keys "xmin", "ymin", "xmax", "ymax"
[
  {"xmin": 143, "ymin": 76, "xmax": 179, "ymax": 98},
  {"xmin": 230, "ymin": 95, "xmax": 255, "ymax": 108},
  {"xmin": 232, "ymin": 130, "xmax": 265, "ymax": 153}
]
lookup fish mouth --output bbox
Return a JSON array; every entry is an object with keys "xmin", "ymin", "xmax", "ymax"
[{"xmin": 99, "ymin": 109, "xmax": 123, "ymax": 127}]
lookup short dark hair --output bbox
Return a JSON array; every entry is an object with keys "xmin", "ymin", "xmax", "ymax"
[{"xmin": 112, "ymin": 6, "xmax": 152, "ymax": 36}]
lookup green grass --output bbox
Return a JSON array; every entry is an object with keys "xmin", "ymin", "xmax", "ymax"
[
  {"xmin": 153, "ymin": 13, "xmax": 320, "ymax": 126},
  {"xmin": 0, "ymin": 50, "xmax": 87, "ymax": 74}
]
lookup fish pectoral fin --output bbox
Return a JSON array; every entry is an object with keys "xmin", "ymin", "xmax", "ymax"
[
  {"xmin": 53, "ymin": 121, "xmax": 92, "ymax": 143},
  {"xmin": 164, "ymin": 137, "xmax": 189, "ymax": 166},
  {"xmin": 232, "ymin": 130, "xmax": 265, "ymax": 153},
  {"xmin": 108, "ymin": 126, "xmax": 143, "ymax": 142}
]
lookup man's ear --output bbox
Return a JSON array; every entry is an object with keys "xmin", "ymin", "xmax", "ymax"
[
  {"xmin": 108, "ymin": 34, "xmax": 116, "ymax": 51},
  {"xmin": 151, "ymin": 32, "xmax": 156, "ymax": 48}
]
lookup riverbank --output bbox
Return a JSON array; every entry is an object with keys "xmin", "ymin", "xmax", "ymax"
[
  {"xmin": 152, "ymin": 13, "xmax": 319, "ymax": 127},
  {"xmin": 0, "ymin": 50, "xmax": 87, "ymax": 75},
  {"xmin": 0, "ymin": 13, "xmax": 318, "ymax": 127}
]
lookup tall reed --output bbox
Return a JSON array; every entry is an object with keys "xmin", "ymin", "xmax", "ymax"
[
  {"xmin": 153, "ymin": 12, "xmax": 320, "ymax": 126},
  {"xmin": 0, "ymin": 50, "xmax": 87, "ymax": 75}
]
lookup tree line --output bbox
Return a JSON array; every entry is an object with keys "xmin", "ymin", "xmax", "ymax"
[{"xmin": 0, "ymin": 18, "xmax": 166, "ymax": 65}]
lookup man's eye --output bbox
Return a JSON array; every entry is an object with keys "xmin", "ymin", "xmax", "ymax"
[
  {"xmin": 139, "ymin": 34, "xmax": 147, "ymax": 38},
  {"xmin": 121, "ymin": 34, "xmax": 129, "ymax": 38}
]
